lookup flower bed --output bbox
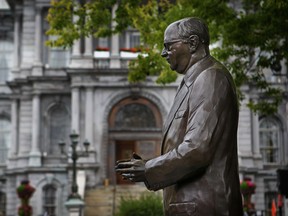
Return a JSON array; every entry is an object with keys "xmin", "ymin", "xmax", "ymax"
[
  {"xmin": 120, "ymin": 48, "xmax": 141, "ymax": 53},
  {"xmin": 94, "ymin": 47, "xmax": 110, "ymax": 58},
  {"xmin": 95, "ymin": 47, "xmax": 109, "ymax": 51}
]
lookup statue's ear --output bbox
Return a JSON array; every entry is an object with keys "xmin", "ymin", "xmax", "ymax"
[{"xmin": 189, "ymin": 35, "xmax": 199, "ymax": 53}]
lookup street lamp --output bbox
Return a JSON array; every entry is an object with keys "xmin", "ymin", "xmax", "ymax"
[{"xmin": 59, "ymin": 131, "xmax": 90, "ymax": 215}]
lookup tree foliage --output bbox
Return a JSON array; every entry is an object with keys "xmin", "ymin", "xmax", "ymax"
[
  {"xmin": 46, "ymin": 0, "xmax": 288, "ymax": 115},
  {"xmin": 115, "ymin": 193, "xmax": 163, "ymax": 216}
]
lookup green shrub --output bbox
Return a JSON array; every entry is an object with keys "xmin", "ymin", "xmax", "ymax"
[{"xmin": 115, "ymin": 193, "xmax": 163, "ymax": 216}]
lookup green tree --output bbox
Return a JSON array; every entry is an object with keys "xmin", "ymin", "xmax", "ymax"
[{"xmin": 46, "ymin": 0, "xmax": 288, "ymax": 114}]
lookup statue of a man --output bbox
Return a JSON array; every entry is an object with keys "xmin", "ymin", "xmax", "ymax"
[{"xmin": 116, "ymin": 17, "xmax": 243, "ymax": 216}]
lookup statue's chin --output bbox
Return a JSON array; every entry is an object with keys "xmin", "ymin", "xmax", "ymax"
[
  {"xmin": 170, "ymin": 64, "xmax": 184, "ymax": 74},
  {"xmin": 169, "ymin": 64, "xmax": 176, "ymax": 71}
]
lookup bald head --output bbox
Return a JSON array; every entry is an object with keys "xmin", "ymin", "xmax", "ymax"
[
  {"xmin": 164, "ymin": 17, "xmax": 210, "ymax": 46},
  {"xmin": 161, "ymin": 17, "xmax": 210, "ymax": 74}
]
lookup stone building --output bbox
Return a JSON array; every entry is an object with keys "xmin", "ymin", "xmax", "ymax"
[{"xmin": 0, "ymin": 0, "xmax": 287, "ymax": 215}]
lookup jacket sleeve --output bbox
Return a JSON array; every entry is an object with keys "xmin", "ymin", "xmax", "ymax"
[{"xmin": 144, "ymin": 69, "xmax": 234, "ymax": 191}]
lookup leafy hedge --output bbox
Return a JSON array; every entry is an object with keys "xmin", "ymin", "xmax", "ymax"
[{"xmin": 115, "ymin": 193, "xmax": 163, "ymax": 216}]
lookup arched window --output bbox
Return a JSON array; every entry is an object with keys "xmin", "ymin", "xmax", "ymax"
[
  {"xmin": 109, "ymin": 97, "xmax": 162, "ymax": 130},
  {"xmin": 115, "ymin": 103, "xmax": 156, "ymax": 129},
  {"xmin": 0, "ymin": 118, "xmax": 10, "ymax": 164},
  {"xmin": 42, "ymin": 184, "xmax": 56, "ymax": 216},
  {"xmin": 48, "ymin": 105, "xmax": 70, "ymax": 154},
  {"xmin": 259, "ymin": 117, "xmax": 282, "ymax": 164}
]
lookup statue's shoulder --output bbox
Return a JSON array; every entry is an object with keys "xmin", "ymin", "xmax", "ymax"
[
  {"xmin": 195, "ymin": 57, "xmax": 232, "ymax": 84},
  {"xmin": 185, "ymin": 56, "xmax": 229, "ymax": 86}
]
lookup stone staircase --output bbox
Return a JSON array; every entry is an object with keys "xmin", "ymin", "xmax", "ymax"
[{"xmin": 84, "ymin": 184, "xmax": 159, "ymax": 216}]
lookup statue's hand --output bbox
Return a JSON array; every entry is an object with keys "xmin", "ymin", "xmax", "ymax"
[
  {"xmin": 132, "ymin": 152, "xmax": 142, "ymax": 160},
  {"xmin": 115, "ymin": 153, "xmax": 146, "ymax": 182}
]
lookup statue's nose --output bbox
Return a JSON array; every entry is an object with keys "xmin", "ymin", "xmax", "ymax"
[{"xmin": 161, "ymin": 48, "xmax": 168, "ymax": 57}]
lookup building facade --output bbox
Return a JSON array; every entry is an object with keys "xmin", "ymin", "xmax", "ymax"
[{"xmin": 0, "ymin": 0, "xmax": 287, "ymax": 215}]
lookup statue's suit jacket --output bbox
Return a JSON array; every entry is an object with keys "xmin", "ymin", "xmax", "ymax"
[{"xmin": 144, "ymin": 55, "xmax": 243, "ymax": 216}]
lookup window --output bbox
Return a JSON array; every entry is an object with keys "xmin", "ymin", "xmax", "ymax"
[
  {"xmin": 115, "ymin": 103, "xmax": 156, "ymax": 129},
  {"xmin": 43, "ymin": 184, "xmax": 56, "ymax": 216},
  {"xmin": 259, "ymin": 117, "xmax": 282, "ymax": 164},
  {"xmin": 120, "ymin": 29, "xmax": 141, "ymax": 49},
  {"xmin": 42, "ymin": 8, "xmax": 70, "ymax": 68},
  {"xmin": 129, "ymin": 31, "xmax": 140, "ymax": 49},
  {"xmin": 0, "ymin": 118, "xmax": 10, "ymax": 164},
  {"xmin": 109, "ymin": 97, "xmax": 162, "ymax": 130},
  {"xmin": 95, "ymin": 37, "xmax": 110, "ymax": 50},
  {"xmin": 93, "ymin": 37, "xmax": 110, "ymax": 68},
  {"xmin": 0, "ymin": 14, "xmax": 14, "ymax": 82},
  {"xmin": 49, "ymin": 105, "xmax": 70, "ymax": 154}
]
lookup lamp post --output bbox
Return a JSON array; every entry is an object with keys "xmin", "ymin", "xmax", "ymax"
[{"xmin": 59, "ymin": 131, "xmax": 90, "ymax": 216}]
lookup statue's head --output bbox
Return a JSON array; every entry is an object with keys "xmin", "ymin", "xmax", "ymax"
[{"xmin": 161, "ymin": 17, "xmax": 210, "ymax": 74}]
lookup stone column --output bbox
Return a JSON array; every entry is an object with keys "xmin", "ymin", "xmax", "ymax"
[
  {"xmin": 82, "ymin": 35, "xmax": 94, "ymax": 68},
  {"xmin": 29, "ymin": 94, "xmax": 41, "ymax": 166},
  {"xmin": 110, "ymin": 4, "xmax": 120, "ymax": 68},
  {"xmin": 84, "ymin": 36, "xmax": 93, "ymax": 56},
  {"xmin": 69, "ymin": 37, "xmax": 82, "ymax": 67},
  {"xmin": 72, "ymin": 39, "xmax": 81, "ymax": 57},
  {"xmin": 69, "ymin": 4, "xmax": 82, "ymax": 68},
  {"xmin": 9, "ymin": 99, "xmax": 18, "ymax": 158},
  {"xmin": 11, "ymin": 13, "xmax": 21, "ymax": 79},
  {"xmin": 251, "ymin": 110, "xmax": 263, "ymax": 168},
  {"xmin": 32, "ymin": 7, "xmax": 43, "ymax": 76},
  {"xmin": 85, "ymin": 87, "xmax": 94, "ymax": 149},
  {"xmin": 72, "ymin": 88, "xmax": 80, "ymax": 133},
  {"xmin": 251, "ymin": 112, "xmax": 260, "ymax": 155}
]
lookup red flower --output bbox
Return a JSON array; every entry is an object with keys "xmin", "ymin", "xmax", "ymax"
[
  {"xmin": 120, "ymin": 47, "xmax": 141, "ymax": 53},
  {"xmin": 95, "ymin": 47, "xmax": 109, "ymax": 51}
]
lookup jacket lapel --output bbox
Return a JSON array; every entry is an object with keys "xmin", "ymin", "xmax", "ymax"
[
  {"xmin": 163, "ymin": 84, "xmax": 189, "ymax": 135},
  {"xmin": 161, "ymin": 56, "xmax": 216, "ymax": 153},
  {"xmin": 161, "ymin": 84, "xmax": 189, "ymax": 154}
]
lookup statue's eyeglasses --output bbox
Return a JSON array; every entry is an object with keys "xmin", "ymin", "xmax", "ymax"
[{"xmin": 163, "ymin": 39, "xmax": 189, "ymax": 52}]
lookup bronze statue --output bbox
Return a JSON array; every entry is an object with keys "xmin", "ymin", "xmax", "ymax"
[{"xmin": 116, "ymin": 17, "xmax": 243, "ymax": 216}]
